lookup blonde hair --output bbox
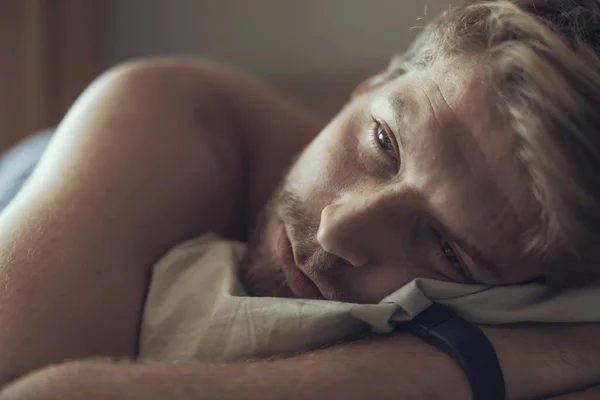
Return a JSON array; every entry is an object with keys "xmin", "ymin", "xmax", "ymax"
[{"xmin": 405, "ymin": 0, "xmax": 600, "ymax": 286}]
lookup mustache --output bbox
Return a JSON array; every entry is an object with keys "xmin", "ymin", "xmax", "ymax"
[
  {"xmin": 273, "ymin": 189, "xmax": 349, "ymax": 296},
  {"xmin": 273, "ymin": 189, "xmax": 330, "ymax": 266}
]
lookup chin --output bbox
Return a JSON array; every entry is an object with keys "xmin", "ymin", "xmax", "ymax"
[{"xmin": 239, "ymin": 213, "xmax": 293, "ymax": 298}]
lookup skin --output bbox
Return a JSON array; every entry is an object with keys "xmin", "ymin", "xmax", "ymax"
[
  {"xmin": 241, "ymin": 57, "xmax": 543, "ymax": 304},
  {"xmin": 0, "ymin": 59, "xmax": 599, "ymax": 399}
]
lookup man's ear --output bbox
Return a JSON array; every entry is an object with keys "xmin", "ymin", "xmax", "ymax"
[
  {"xmin": 351, "ymin": 53, "xmax": 406, "ymax": 100},
  {"xmin": 351, "ymin": 76, "xmax": 379, "ymax": 99}
]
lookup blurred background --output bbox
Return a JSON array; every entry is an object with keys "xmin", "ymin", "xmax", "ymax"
[{"xmin": 0, "ymin": 0, "xmax": 456, "ymax": 153}]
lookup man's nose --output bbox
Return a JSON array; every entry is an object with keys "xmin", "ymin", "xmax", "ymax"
[{"xmin": 316, "ymin": 190, "xmax": 416, "ymax": 267}]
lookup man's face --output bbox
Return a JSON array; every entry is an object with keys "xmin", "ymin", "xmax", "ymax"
[{"xmin": 241, "ymin": 58, "xmax": 543, "ymax": 304}]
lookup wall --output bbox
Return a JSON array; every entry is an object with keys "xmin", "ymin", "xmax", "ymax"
[
  {"xmin": 0, "ymin": 0, "xmax": 98, "ymax": 152},
  {"xmin": 100, "ymin": 0, "xmax": 456, "ymax": 114}
]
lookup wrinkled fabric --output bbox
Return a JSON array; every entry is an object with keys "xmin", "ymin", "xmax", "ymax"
[{"xmin": 139, "ymin": 234, "xmax": 600, "ymax": 362}]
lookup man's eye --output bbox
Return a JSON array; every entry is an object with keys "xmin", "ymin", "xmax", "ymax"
[
  {"xmin": 375, "ymin": 121, "xmax": 395, "ymax": 155},
  {"xmin": 431, "ymin": 227, "xmax": 461, "ymax": 268},
  {"xmin": 440, "ymin": 238, "xmax": 460, "ymax": 266}
]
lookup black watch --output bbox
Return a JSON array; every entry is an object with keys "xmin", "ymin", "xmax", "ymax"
[{"xmin": 396, "ymin": 303, "xmax": 506, "ymax": 400}]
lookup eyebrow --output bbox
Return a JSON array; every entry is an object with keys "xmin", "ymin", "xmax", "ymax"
[
  {"xmin": 389, "ymin": 95, "xmax": 407, "ymax": 128},
  {"xmin": 387, "ymin": 95, "xmax": 409, "ymax": 150}
]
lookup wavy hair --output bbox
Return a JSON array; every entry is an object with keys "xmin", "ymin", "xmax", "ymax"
[{"xmin": 404, "ymin": 0, "xmax": 600, "ymax": 286}]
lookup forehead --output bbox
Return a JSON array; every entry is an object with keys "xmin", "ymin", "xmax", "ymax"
[{"xmin": 376, "ymin": 59, "xmax": 540, "ymax": 281}]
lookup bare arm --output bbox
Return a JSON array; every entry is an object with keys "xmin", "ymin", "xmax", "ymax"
[
  {"xmin": 0, "ymin": 59, "xmax": 599, "ymax": 399},
  {"xmin": 0, "ymin": 59, "xmax": 322, "ymax": 385},
  {"xmin": 1, "ymin": 323, "xmax": 600, "ymax": 400},
  {"xmin": 547, "ymin": 386, "xmax": 600, "ymax": 400}
]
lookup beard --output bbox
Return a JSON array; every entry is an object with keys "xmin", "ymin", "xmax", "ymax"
[
  {"xmin": 238, "ymin": 202, "xmax": 292, "ymax": 298},
  {"xmin": 239, "ymin": 179, "xmax": 354, "ymax": 301}
]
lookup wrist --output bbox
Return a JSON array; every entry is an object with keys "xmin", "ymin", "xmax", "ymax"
[{"xmin": 481, "ymin": 323, "xmax": 600, "ymax": 399}]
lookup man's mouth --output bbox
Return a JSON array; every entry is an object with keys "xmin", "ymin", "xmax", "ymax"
[{"xmin": 277, "ymin": 224, "xmax": 324, "ymax": 299}]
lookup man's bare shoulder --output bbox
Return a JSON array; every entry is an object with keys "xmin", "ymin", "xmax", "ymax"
[
  {"xmin": 114, "ymin": 57, "xmax": 326, "ymax": 229},
  {"xmin": 0, "ymin": 57, "xmax": 322, "ymax": 385}
]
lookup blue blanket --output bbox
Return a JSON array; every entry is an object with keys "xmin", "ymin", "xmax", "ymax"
[{"xmin": 0, "ymin": 130, "xmax": 54, "ymax": 212}]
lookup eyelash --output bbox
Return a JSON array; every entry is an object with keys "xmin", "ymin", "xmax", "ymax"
[
  {"xmin": 372, "ymin": 119, "xmax": 399, "ymax": 164},
  {"xmin": 430, "ymin": 227, "xmax": 461, "ymax": 268}
]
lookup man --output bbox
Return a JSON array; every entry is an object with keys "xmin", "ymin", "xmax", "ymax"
[{"xmin": 1, "ymin": 0, "xmax": 600, "ymax": 398}]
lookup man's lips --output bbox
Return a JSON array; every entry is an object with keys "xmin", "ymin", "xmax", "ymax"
[{"xmin": 278, "ymin": 225, "xmax": 323, "ymax": 299}]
